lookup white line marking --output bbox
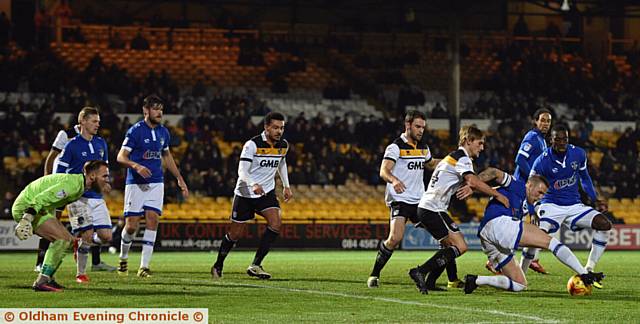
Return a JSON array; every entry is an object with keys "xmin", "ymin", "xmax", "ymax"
[{"xmin": 180, "ymin": 278, "xmax": 561, "ymax": 323}]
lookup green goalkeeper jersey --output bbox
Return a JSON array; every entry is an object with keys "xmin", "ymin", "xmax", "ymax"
[{"xmin": 14, "ymin": 173, "xmax": 86, "ymax": 215}]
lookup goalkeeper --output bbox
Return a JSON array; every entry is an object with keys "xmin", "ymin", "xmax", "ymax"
[{"xmin": 12, "ymin": 160, "xmax": 111, "ymax": 292}]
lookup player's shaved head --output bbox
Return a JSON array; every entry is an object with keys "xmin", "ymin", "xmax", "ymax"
[{"xmin": 528, "ymin": 174, "xmax": 549, "ymax": 189}]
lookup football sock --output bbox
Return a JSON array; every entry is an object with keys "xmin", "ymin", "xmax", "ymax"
[
  {"xmin": 520, "ymin": 247, "xmax": 538, "ymax": 274},
  {"xmin": 549, "ymin": 237, "xmax": 586, "ymax": 274},
  {"xmin": 586, "ymin": 231, "xmax": 608, "ymax": 271},
  {"xmin": 252, "ymin": 227, "xmax": 279, "ymax": 266},
  {"xmin": 140, "ymin": 229, "xmax": 157, "ymax": 269},
  {"xmin": 77, "ymin": 240, "xmax": 90, "ymax": 275},
  {"xmin": 417, "ymin": 246, "xmax": 460, "ymax": 274},
  {"xmin": 41, "ymin": 239, "xmax": 72, "ymax": 277},
  {"xmin": 119, "ymin": 229, "xmax": 134, "ymax": 260},
  {"xmin": 446, "ymin": 259, "xmax": 459, "ymax": 281},
  {"xmin": 426, "ymin": 264, "xmax": 445, "ymax": 287},
  {"xmin": 36, "ymin": 238, "xmax": 50, "ymax": 266},
  {"xmin": 215, "ymin": 234, "xmax": 237, "ymax": 267},
  {"xmin": 370, "ymin": 241, "xmax": 393, "ymax": 277},
  {"xmin": 476, "ymin": 275, "xmax": 526, "ymax": 292},
  {"xmin": 91, "ymin": 234, "xmax": 102, "ymax": 266}
]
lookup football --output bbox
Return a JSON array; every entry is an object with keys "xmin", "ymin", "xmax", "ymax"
[{"xmin": 567, "ymin": 274, "xmax": 593, "ymax": 296}]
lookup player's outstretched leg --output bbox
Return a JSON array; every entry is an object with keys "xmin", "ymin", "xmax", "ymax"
[
  {"xmin": 247, "ymin": 226, "xmax": 279, "ymax": 280},
  {"xmin": 368, "ymin": 239, "xmax": 396, "ymax": 288},
  {"xmin": 34, "ymin": 239, "xmax": 73, "ymax": 292}
]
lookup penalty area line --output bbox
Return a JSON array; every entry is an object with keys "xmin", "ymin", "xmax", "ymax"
[{"xmin": 182, "ymin": 278, "xmax": 560, "ymax": 323}]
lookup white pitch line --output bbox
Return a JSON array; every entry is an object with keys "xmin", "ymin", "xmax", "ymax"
[{"xmin": 180, "ymin": 278, "xmax": 561, "ymax": 323}]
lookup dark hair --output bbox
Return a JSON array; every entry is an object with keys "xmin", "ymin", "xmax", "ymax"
[
  {"xmin": 529, "ymin": 174, "xmax": 550, "ymax": 188},
  {"xmin": 77, "ymin": 106, "xmax": 100, "ymax": 124},
  {"xmin": 83, "ymin": 160, "xmax": 108, "ymax": 174},
  {"xmin": 533, "ymin": 108, "xmax": 552, "ymax": 121},
  {"xmin": 405, "ymin": 110, "xmax": 426, "ymax": 124},
  {"xmin": 552, "ymin": 124, "xmax": 568, "ymax": 134},
  {"xmin": 264, "ymin": 112, "xmax": 285, "ymax": 126},
  {"xmin": 143, "ymin": 94, "xmax": 164, "ymax": 109}
]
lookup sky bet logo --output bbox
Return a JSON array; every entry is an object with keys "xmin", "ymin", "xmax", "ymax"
[
  {"xmin": 260, "ymin": 159, "xmax": 280, "ymax": 168},
  {"xmin": 407, "ymin": 161, "xmax": 424, "ymax": 170},
  {"xmin": 143, "ymin": 150, "xmax": 162, "ymax": 160}
]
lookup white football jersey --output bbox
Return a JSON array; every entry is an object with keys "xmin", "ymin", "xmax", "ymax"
[
  {"xmin": 234, "ymin": 132, "xmax": 289, "ymax": 198},
  {"xmin": 383, "ymin": 133, "xmax": 432, "ymax": 206},
  {"xmin": 51, "ymin": 125, "xmax": 80, "ymax": 173},
  {"xmin": 419, "ymin": 147, "xmax": 475, "ymax": 212}
]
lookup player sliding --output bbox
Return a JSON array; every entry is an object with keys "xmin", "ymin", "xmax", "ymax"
[
  {"xmin": 522, "ymin": 125, "xmax": 611, "ymax": 288},
  {"xmin": 12, "ymin": 161, "xmax": 111, "ymax": 291},
  {"xmin": 463, "ymin": 167, "xmax": 604, "ymax": 294}
]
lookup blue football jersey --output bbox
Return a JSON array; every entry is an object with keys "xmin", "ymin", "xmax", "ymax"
[
  {"xmin": 530, "ymin": 145, "xmax": 593, "ymax": 206},
  {"xmin": 56, "ymin": 135, "xmax": 109, "ymax": 199},
  {"xmin": 479, "ymin": 175, "xmax": 532, "ymax": 233},
  {"xmin": 514, "ymin": 128, "xmax": 547, "ymax": 181},
  {"xmin": 121, "ymin": 120, "xmax": 170, "ymax": 185}
]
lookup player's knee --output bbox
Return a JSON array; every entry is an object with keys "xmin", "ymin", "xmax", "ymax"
[
  {"xmin": 98, "ymin": 232, "xmax": 112, "ymax": 243},
  {"xmin": 592, "ymin": 215, "xmax": 612, "ymax": 231},
  {"xmin": 455, "ymin": 240, "xmax": 468, "ymax": 255}
]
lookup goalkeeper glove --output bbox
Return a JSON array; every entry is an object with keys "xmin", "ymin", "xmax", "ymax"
[{"xmin": 15, "ymin": 212, "xmax": 34, "ymax": 240}]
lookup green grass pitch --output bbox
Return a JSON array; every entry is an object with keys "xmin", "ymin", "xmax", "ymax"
[{"xmin": 1, "ymin": 250, "xmax": 638, "ymax": 323}]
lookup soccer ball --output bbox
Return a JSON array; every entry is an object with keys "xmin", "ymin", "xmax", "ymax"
[{"xmin": 567, "ymin": 274, "xmax": 592, "ymax": 296}]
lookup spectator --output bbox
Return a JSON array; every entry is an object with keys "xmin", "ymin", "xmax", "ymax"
[{"xmin": 130, "ymin": 29, "xmax": 150, "ymax": 50}]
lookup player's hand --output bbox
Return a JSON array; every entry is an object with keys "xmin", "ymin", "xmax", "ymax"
[
  {"xmin": 596, "ymin": 198, "xmax": 608, "ymax": 213},
  {"xmin": 103, "ymin": 182, "xmax": 112, "ymax": 194},
  {"xmin": 391, "ymin": 179, "xmax": 406, "ymax": 194},
  {"xmin": 456, "ymin": 184, "xmax": 473, "ymax": 200},
  {"xmin": 178, "ymin": 177, "xmax": 189, "ymax": 199},
  {"xmin": 283, "ymin": 187, "xmax": 293, "ymax": 202},
  {"xmin": 15, "ymin": 213, "xmax": 34, "ymax": 240},
  {"xmin": 133, "ymin": 164, "xmax": 152, "ymax": 178},
  {"xmin": 495, "ymin": 193, "xmax": 510, "ymax": 208},
  {"xmin": 252, "ymin": 184, "xmax": 265, "ymax": 196}
]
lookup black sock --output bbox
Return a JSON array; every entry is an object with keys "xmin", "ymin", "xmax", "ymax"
[
  {"xmin": 252, "ymin": 227, "xmax": 279, "ymax": 266},
  {"xmin": 36, "ymin": 238, "xmax": 50, "ymax": 266},
  {"xmin": 370, "ymin": 241, "xmax": 393, "ymax": 277},
  {"xmin": 426, "ymin": 264, "xmax": 446, "ymax": 287},
  {"xmin": 91, "ymin": 245, "xmax": 101, "ymax": 266},
  {"xmin": 215, "ymin": 234, "xmax": 237, "ymax": 267},
  {"xmin": 417, "ymin": 246, "xmax": 460, "ymax": 274},
  {"xmin": 446, "ymin": 259, "xmax": 458, "ymax": 282}
]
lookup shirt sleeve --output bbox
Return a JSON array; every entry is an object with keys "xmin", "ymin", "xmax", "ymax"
[
  {"xmin": 240, "ymin": 140, "xmax": 256, "ymax": 163},
  {"xmin": 499, "ymin": 173, "xmax": 514, "ymax": 188},
  {"xmin": 51, "ymin": 130, "xmax": 68, "ymax": 151},
  {"xmin": 121, "ymin": 128, "xmax": 137, "ymax": 152},
  {"xmin": 517, "ymin": 139, "xmax": 535, "ymax": 159},
  {"xmin": 455, "ymin": 156, "xmax": 475, "ymax": 177},
  {"xmin": 529, "ymin": 154, "xmax": 544, "ymax": 177},
  {"xmin": 424, "ymin": 145, "xmax": 432, "ymax": 163},
  {"xmin": 383, "ymin": 144, "xmax": 400, "ymax": 162},
  {"xmin": 56, "ymin": 142, "xmax": 73, "ymax": 173}
]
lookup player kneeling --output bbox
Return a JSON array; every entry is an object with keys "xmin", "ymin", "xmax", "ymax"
[{"xmin": 463, "ymin": 168, "xmax": 603, "ymax": 294}]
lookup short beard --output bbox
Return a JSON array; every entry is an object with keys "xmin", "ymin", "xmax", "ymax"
[{"xmin": 90, "ymin": 181, "xmax": 102, "ymax": 193}]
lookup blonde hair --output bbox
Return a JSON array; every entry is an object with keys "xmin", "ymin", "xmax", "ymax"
[
  {"xmin": 458, "ymin": 124, "xmax": 484, "ymax": 146},
  {"xmin": 77, "ymin": 107, "xmax": 100, "ymax": 124}
]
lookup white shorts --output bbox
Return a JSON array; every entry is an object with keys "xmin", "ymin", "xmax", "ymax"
[
  {"xmin": 479, "ymin": 217, "xmax": 524, "ymax": 271},
  {"xmin": 68, "ymin": 197, "xmax": 112, "ymax": 234},
  {"xmin": 536, "ymin": 203, "xmax": 599, "ymax": 234},
  {"xmin": 124, "ymin": 183, "xmax": 164, "ymax": 217}
]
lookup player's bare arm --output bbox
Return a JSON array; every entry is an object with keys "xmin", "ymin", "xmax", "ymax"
[
  {"xmin": 464, "ymin": 173, "xmax": 510, "ymax": 208},
  {"xmin": 43, "ymin": 149, "xmax": 61, "ymax": 175},
  {"xmin": 117, "ymin": 148, "xmax": 152, "ymax": 178},
  {"xmin": 425, "ymin": 158, "xmax": 440, "ymax": 170},
  {"xmin": 477, "ymin": 167, "xmax": 506, "ymax": 185},
  {"xmin": 380, "ymin": 159, "xmax": 405, "ymax": 194},
  {"xmin": 162, "ymin": 150, "xmax": 189, "ymax": 199}
]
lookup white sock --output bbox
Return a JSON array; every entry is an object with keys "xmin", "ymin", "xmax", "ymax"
[
  {"xmin": 476, "ymin": 275, "xmax": 526, "ymax": 292},
  {"xmin": 120, "ymin": 229, "xmax": 134, "ymax": 260},
  {"xmin": 92, "ymin": 232, "xmax": 103, "ymax": 245},
  {"xmin": 586, "ymin": 231, "xmax": 608, "ymax": 271},
  {"xmin": 548, "ymin": 237, "xmax": 586, "ymax": 274},
  {"xmin": 77, "ymin": 240, "xmax": 91, "ymax": 275},
  {"xmin": 140, "ymin": 229, "xmax": 157, "ymax": 269},
  {"xmin": 520, "ymin": 247, "xmax": 538, "ymax": 274}
]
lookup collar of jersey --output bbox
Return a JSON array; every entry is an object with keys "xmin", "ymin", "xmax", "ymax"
[
  {"xmin": 261, "ymin": 131, "xmax": 277, "ymax": 147},
  {"xmin": 400, "ymin": 133, "xmax": 417, "ymax": 149},
  {"xmin": 550, "ymin": 148, "xmax": 568, "ymax": 168},
  {"xmin": 457, "ymin": 146, "xmax": 470, "ymax": 157},
  {"xmin": 73, "ymin": 124, "xmax": 81, "ymax": 134}
]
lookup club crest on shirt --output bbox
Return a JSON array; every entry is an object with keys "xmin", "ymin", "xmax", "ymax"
[
  {"xmin": 552, "ymin": 167, "xmax": 559, "ymax": 173},
  {"xmin": 571, "ymin": 161, "xmax": 579, "ymax": 170},
  {"xmin": 160, "ymin": 138, "xmax": 165, "ymax": 146},
  {"xmin": 99, "ymin": 149, "xmax": 105, "ymax": 158}
]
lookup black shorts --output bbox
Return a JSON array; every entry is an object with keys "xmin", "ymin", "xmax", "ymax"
[
  {"xmin": 417, "ymin": 207, "xmax": 460, "ymax": 241},
  {"xmin": 231, "ymin": 190, "xmax": 280, "ymax": 223},
  {"xmin": 389, "ymin": 202, "xmax": 420, "ymax": 224}
]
